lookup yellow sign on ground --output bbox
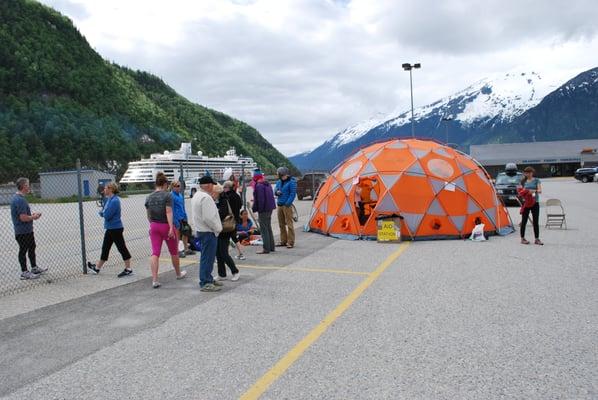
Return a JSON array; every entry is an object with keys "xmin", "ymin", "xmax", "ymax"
[{"xmin": 377, "ymin": 219, "xmax": 401, "ymax": 243}]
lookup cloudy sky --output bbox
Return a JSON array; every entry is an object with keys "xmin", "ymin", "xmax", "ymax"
[{"xmin": 40, "ymin": 0, "xmax": 598, "ymax": 156}]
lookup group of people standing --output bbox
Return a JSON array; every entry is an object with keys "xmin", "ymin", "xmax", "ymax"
[{"xmin": 10, "ymin": 165, "xmax": 545, "ymax": 287}]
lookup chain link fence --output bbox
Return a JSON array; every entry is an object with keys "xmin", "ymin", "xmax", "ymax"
[{"xmin": 0, "ymin": 161, "xmax": 159, "ymax": 297}]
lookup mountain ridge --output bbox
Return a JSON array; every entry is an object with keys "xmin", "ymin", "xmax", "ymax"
[{"xmin": 291, "ymin": 67, "xmax": 598, "ymax": 172}]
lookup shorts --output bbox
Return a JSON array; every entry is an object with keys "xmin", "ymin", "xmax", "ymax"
[{"xmin": 149, "ymin": 222, "xmax": 179, "ymax": 257}]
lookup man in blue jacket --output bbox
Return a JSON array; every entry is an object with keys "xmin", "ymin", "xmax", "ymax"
[{"xmin": 274, "ymin": 167, "xmax": 297, "ymax": 248}]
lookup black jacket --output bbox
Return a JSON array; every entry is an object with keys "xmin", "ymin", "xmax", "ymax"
[{"xmin": 218, "ymin": 190, "xmax": 242, "ymax": 223}]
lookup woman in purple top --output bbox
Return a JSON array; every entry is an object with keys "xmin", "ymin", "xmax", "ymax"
[{"xmin": 252, "ymin": 173, "xmax": 276, "ymax": 254}]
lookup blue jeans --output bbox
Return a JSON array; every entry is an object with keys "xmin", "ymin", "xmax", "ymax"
[{"xmin": 198, "ymin": 232, "xmax": 217, "ymax": 287}]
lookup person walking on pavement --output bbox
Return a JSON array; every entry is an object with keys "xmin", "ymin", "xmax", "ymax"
[
  {"xmin": 145, "ymin": 172, "xmax": 187, "ymax": 288},
  {"xmin": 215, "ymin": 181, "xmax": 242, "ymax": 282},
  {"xmin": 87, "ymin": 183, "xmax": 133, "ymax": 277},
  {"xmin": 10, "ymin": 177, "xmax": 47, "ymax": 280},
  {"xmin": 170, "ymin": 181, "xmax": 195, "ymax": 258},
  {"xmin": 252, "ymin": 172, "xmax": 276, "ymax": 254},
  {"xmin": 191, "ymin": 175, "xmax": 223, "ymax": 292},
  {"xmin": 274, "ymin": 166, "xmax": 297, "ymax": 248}
]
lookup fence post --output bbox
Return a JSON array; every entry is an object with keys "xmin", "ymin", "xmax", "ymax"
[
  {"xmin": 76, "ymin": 159, "xmax": 88, "ymax": 274},
  {"xmin": 241, "ymin": 163, "xmax": 246, "ymax": 207}
]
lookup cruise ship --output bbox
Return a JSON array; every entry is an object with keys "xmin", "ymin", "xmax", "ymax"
[{"xmin": 120, "ymin": 143, "xmax": 258, "ymax": 185}]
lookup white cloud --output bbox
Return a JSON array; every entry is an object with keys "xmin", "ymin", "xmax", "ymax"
[{"xmin": 40, "ymin": 0, "xmax": 598, "ymax": 156}]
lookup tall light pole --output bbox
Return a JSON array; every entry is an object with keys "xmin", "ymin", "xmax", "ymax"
[
  {"xmin": 402, "ymin": 62, "xmax": 421, "ymax": 138},
  {"xmin": 441, "ymin": 116, "xmax": 453, "ymax": 144}
]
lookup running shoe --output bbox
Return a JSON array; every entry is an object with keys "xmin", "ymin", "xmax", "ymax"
[
  {"xmin": 231, "ymin": 273, "xmax": 240, "ymax": 282},
  {"xmin": 87, "ymin": 262, "xmax": 100, "ymax": 274},
  {"xmin": 176, "ymin": 270, "xmax": 188, "ymax": 280},
  {"xmin": 20, "ymin": 271, "xmax": 40, "ymax": 280},
  {"xmin": 31, "ymin": 266, "xmax": 48, "ymax": 275},
  {"xmin": 117, "ymin": 268, "xmax": 133, "ymax": 278},
  {"xmin": 200, "ymin": 283, "xmax": 221, "ymax": 292},
  {"xmin": 152, "ymin": 281, "xmax": 161, "ymax": 289}
]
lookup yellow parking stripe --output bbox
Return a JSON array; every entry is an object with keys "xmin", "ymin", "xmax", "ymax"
[{"xmin": 240, "ymin": 242, "xmax": 411, "ymax": 400}]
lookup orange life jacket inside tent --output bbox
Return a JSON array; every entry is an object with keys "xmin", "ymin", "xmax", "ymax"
[{"xmin": 308, "ymin": 138, "xmax": 514, "ymax": 240}]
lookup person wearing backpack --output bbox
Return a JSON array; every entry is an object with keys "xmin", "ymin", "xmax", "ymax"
[{"xmin": 215, "ymin": 181, "xmax": 242, "ymax": 281}]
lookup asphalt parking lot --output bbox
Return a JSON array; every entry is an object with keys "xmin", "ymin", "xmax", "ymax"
[{"xmin": 0, "ymin": 179, "xmax": 596, "ymax": 399}]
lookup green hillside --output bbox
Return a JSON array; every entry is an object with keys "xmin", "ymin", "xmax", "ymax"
[{"xmin": 0, "ymin": 0, "xmax": 295, "ymax": 183}]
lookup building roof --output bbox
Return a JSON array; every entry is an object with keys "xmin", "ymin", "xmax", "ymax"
[
  {"xmin": 470, "ymin": 139, "xmax": 598, "ymax": 166},
  {"xmin": 38, "ymin": 169, "xmax": 115, "ymax": 176}
]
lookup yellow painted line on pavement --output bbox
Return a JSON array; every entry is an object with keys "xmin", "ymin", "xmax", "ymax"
[
  {"xmin": 239, "ymin": 242, "xmax": 411, "ymax": 400},
  {"xmin": 238, "ymin": 264, "xmax": 370, "ymax": 276}
]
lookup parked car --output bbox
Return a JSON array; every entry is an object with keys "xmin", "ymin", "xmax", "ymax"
[
  {"xmin": 494, "ymin": 163, "xmax": 522, "ymax": 206},
  {"xmin": 296, "ymin": 173, "xmax": 327, "ymax": 200},
  {"xmin": 574, "ymin": 166, "xmax": 598, "ymax": 183},
  {"xmin": 184, "ymin": 176, "xmax": 201, "ymax": 197}
]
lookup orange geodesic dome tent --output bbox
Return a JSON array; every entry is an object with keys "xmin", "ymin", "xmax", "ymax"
[{"xmin": 308, "ymin": 138, "xmax": 514, "ymax": 240}]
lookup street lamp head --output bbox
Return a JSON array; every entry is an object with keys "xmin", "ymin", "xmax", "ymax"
[
  {"xmin": 414, "ymin": 63, "xmax": 421, "ymax": 69},
  {"xmin": 402, "ymin": 63, "xmax": 412, "ymax": 71}
]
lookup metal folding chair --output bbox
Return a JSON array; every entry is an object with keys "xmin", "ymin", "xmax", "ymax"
[{"xmin": 545, "ymin": 198, "xmax": 567, "ymax": 229}]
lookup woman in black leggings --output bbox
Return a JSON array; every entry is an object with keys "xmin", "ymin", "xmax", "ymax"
[
  {"xmin": 88, "ymin": 183, "xmax": 133, "ymax": 276},
  {"xmin": 520, "ymin": 166, "xmax": 543, "ymax": 245}
]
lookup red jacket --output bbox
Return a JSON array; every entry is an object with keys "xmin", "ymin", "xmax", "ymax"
[{"xmin": 517, "ymin": 187, "xmax": 536, "ymax": 214}]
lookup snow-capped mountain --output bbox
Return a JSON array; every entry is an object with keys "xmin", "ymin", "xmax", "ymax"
[{"xmin": 290, "ymin": 68, "xmax": 597, "ymax": 172}]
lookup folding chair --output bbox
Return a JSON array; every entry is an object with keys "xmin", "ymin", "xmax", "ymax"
[{"xmin": 545, "ymin": 198, "xmax": 567, "ymax": 229}]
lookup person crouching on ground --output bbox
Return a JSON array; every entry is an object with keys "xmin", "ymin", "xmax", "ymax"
[
  {"xmin": 145, "ymin": 172, "xmax": 187, "ymax": 288},
  {"xmin": 274, "ymin": 166, "xmax": 297, "ymax": 248},
  {"xmin": 237, "ymin": 210, "xmax": 256, "ymax": 248},
  {"xmin": 518, "ymin": 166, "xmax": 543, "ymax": 245},
  {"xmin": 252, "ymin": 172, "xmax": 276, "ymax": 254},
  {"xmin": 87, "ymin": 183, "xmax": 133, "ymax": 277},
  {"xmin": 170, "ymin": 181, "xmax": 195, "ymax": 258},
  {"xmin": 215, "ymin": 180, "xmax": 242, "ymax": 282},
  {"xmin": 191, "ymin": 175, "xmax": 223, "ymax": 292}
]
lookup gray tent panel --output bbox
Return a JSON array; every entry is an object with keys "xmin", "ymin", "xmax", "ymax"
[
  {"xmin": 458, "ymin": 162, "xmax": 474, "ymax": 174},
  {"xmin": 427, "ymin": 198, "xmax": 446, "ymax": 216},
  {"xmin": 339, "ymin": 199, "xmax": 352, "ymax": 215},
  {"xmin": 449, "ymin": 215, "xmax": 466, "ymax": 232},
  {"xmin": 360, "ymin": 161, "xmax": 378, "ymax": 176},
  {"xmin": 405, "ymin": 160, "xmax": 425, "ymax": 176},
  {"xmin": 326, "ymin": 215, "xmax": 336, "ymax": 230},
  {"xmin": 342, "ymin": 180, "xmax": 353, "ymax": 195},
  {"xmin": 319, "ymin": 199, "xmax": 328, "ymax": 214},
  {"xmin": 329, "ymin": 178, "xmax": 341, "ymax": 193},
  {"xmin": 402, "ymin": 213, "xmax": 424, "ymax": 235},
  {"xmin": 467, "ymin": 197, "xmax": 480, "ymax": 214},
  {"xmin": 365, "ymin": 148, "xmax": 383, "ymax": 160},
  {"xmin": 380, "ymin": 174, "xmax": 401, "ymax": 190},
  {"xmin": 411, "ymin": 148, "xmax": 430, "ymax": 158},
  {"xmin": 433, "ymin": 147, "xmax": 451, "ymax": 158},
  {"xmin": 452, "ymin": 176, "xmax": 467, "ymax": 191},
  {"xmin": 429, "ymin": 178, "xmax": 446, "ymax": 194},
  {"xmin": 387, "ymin": 141, "xmax": 407, "ymax": 149},
  {"xmin": 376, "ymin": 191, "xmax": 399, "ymax": 212},
  {"xmin": 477, "ymin": 170, "xmax": 491, "ymax": 185},
  {"xmin": 484, "ymin": 207, "xmax": 497, "ymax": 228}
]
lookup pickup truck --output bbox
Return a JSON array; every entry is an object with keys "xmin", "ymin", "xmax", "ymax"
[
  {"xmin": 296, "ymin": 173, "xmax": 327, "ymax": 200},
  {"xmin": 574, "ymin": 166, "xmax": 598, "ymax": 183}
]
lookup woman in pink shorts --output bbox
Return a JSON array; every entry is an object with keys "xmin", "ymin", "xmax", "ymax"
[{"xmin": 144, "ymin": 172, "xmax": 187, "ymax": 288}]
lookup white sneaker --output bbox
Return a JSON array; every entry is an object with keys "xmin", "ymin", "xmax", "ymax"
[
  {"xmin": 214, "ymin": 275, "xmax": 227, "ymax": 281},
  {"xmin": 231, "ymin": 273, "xmax": 240, "ymax": 281},
  {"xmin": 235, "ymin": 254, "xmax": 246, "ymax": 260},
  {"xmin": 152, "ymin": 281, "xmax": 161, "ymax": 289},
  {"xmin": 176, "ymin": 270, "xmax": 187, "ymax": 280}
]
